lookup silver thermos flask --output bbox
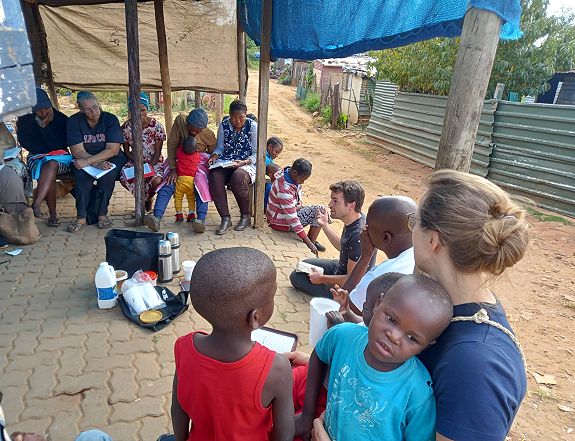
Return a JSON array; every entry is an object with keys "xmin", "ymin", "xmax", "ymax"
[
  {"xmin": 158, "ymin": 239, "xmax": 173, "ymax": 283},
  {"xmin": 166, "ymin": 232, "xmax": 181, "ymax": 274}
]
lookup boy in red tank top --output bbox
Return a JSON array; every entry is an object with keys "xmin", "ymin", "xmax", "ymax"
[{"xmin": 171, "ymin": 247, "xmax": 295, "ymax": 441}]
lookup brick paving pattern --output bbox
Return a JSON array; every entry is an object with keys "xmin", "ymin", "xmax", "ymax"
[{"xmin": 0, "ymin": 187, "xmax": 322, "ymax": 440}]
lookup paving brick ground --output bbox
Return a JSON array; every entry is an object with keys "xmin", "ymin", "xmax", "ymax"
[{"xmin": 0, "ymin": 186, "xmax": 326, "ymax": 440}]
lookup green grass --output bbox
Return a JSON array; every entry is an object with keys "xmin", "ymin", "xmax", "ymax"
[{"xmin": 525, "ymin": 207, "xmax": 574, "ymax": 225}]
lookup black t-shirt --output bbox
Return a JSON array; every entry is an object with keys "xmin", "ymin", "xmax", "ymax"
[
  {"xmin": 67, "ymin": 111, "xmax": 123, "ymax": 155},
  {"xmin": 336, "ymin": 214, "xmax": 370, "ymax": 275},
  {"xmin": 16, "ymin": 109, "xmax": 68, "ymax": 155}
]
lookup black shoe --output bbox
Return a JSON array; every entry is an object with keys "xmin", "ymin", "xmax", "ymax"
[
  {"xmin": 315, "ymin": 241, "xmax": 326, "ymax": 252},
  {"xmin": 215, "ymin": 216, "xmax": 232, "ymax": 235},
  {"xmin": 234, "ymin": 215, "xmax": 251, "ymax": 231}
]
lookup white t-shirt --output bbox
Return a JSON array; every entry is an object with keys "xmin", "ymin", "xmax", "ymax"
[{"xmin": 349, "ymin": 247, "xmax": 415, "ymax": 310}]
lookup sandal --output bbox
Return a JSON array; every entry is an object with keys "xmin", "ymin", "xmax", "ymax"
[
  {"xmin": 47, "ymin": 217, "xmax": 60, "ymax": 227},
  {"xmin": 33, "ymin": 207, "xmax": 46, "ymax": 218},
  {"xmin": 97, "ymin": 217, "xmax": 113, "ymax": 229},
  {"xmin": 66, "ymin": 220, "xmax": 84, "ymax": 233}
]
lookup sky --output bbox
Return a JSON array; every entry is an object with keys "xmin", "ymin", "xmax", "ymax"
[{"xmin": 547, "ymin": 0, "xmax": 574, "ymax": 16}]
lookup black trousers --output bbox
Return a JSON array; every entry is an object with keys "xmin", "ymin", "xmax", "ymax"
[{"xmin": 73, "ymin": 154, "xmax": 125, "ymax": 219}]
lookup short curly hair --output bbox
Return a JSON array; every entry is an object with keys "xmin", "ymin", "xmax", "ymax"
[{"xmin": 329, "ymin": 180, "xmax": 365, "ymax": 213}]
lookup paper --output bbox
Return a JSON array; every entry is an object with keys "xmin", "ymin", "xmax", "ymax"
[
  {"xmin": 82, "ymin": 163, "xmax": 116, "ymax": 179},
  {"xmin": 296, "ymin": 261, "xmax": 325, "ymax": 275},
  {"xmin": 209, "ymin": 159, "xmax": 238, "ymax": 170},
  {"xmin": 121, "ymin": 163, "xmax": 154, "ymax": 182},
  {"xmin": 252, "ymin": 327, "xmax": 297, "ymax": 353},
  {"xmin": 3, "ymin": 147, "xmax": 21, "ymax": 160}
]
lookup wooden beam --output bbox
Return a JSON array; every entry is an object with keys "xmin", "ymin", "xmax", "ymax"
[
  {"xmin": 215, "ymin": 93, "xmax": 224, "ymax": 126},
  {"xmin": 254, "ymin": 0, "xmax": 272, "ymax": 228},
  {"xmin": 237, "ymin": 20, "xmax": 248, "ymax": 102},
  {"xmin": 154, "ymin": 0, "xmax": 172, "ymax": 134},
  {"xmin": 125, "ymin": 0, "xmax": 145, "ymax": 225},
  {"xmin": 493, "ymin": 82, "xmax": 505, "ymax": 100},
  {"xmin": 435, "ymin": 8, "xmax": 501, "ymax": 172},
  {"xmin": 194, "ymin": 90, "xmax": 201, "ymax": 108}
]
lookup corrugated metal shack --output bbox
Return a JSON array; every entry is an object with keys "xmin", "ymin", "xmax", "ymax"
[{"xmin": 367, "ymin": 81, "xmax": 575, "ymax": 217}]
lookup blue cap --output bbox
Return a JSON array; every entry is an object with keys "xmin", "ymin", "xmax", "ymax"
[
  {"xmin": 186, "ymin": 107, "xmax": 208, "ymax": 129},
  {"xmin": 33, "ymin": 88, "xmax": 52, "ymax": 111},
  {"xmin": 129, "ymin": 91, "xmax": 150, "ymax": 110}
]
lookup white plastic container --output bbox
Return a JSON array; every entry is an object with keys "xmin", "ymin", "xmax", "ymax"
[
  {"xmin": 95, "ymin": 262, "xmax": 118, "ymax": 309},
  {"xmin": 309, "ymin": 298, "xmax": 340, "ymax": 346}
]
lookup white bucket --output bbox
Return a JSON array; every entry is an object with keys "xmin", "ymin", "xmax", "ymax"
[{"xmin": 309, "ymin": 298, "xmax": 340, "ymax": 346}]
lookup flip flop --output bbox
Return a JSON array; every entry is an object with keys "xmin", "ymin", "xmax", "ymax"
[
  {"xmin": 97, "ymin": 217, "xmax": 113, "ymax": 229},
  {"xmin": 47, "ymin": 217, "xmax": 60, "ymax": 227},
  {"xmin": 66, "ymin": 220, "xmax": 83, "ymax": 233},
  {"xmin": 33, "ymin": 208, "xmax": 46, "ymax": 218}
]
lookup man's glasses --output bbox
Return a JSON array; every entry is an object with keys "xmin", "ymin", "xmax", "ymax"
[
  {"xmin": 407, "ymin": 213, "xmax": 420, "ymax": 232},
  {"xmin": 82, "ymin": 104, "xmax": 99, "ymax": 114}
]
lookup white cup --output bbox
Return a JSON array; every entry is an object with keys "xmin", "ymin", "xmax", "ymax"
[
  {"xmin": 309, "ymin": 298, "xmax": 340, "ymax": 346},
  {"xmin": 123, "ymin": 285, "xmax": 148, "ymax": 315},
  {"xmin": 181, "ymin": 260, "xmax": 196, "ymax": 282}
]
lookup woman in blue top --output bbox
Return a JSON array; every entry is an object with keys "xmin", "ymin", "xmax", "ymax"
[
  {"xmin": 208, "ymin": 100, "xmax": 257, "ymax": 234},
  {"xmin": 411, "ymin": 170, "xmax": 529, "ymax": 441}
]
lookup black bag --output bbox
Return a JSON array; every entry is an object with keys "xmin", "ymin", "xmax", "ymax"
[
  {"xmin": 118, "ymin": 286, "xmax": 189, "ymax": 332},
  {"xmin": 104, "ymin": 229, "xmax": 164, "ymax": 277},
  {"xmin": 86, "ymin": 186, "xmax": 103, "ymax": 225}
]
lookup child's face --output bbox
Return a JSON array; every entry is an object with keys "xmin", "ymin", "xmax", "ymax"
[
  {"xmin": 267, "ymin": 143, "xmax": 283, "ymax": 159},
  {"xmin": 366, "ymin": 286, "xmax": 437, "ymax": 370},
  {"xmin": 362, "ymin": 285, "xmax": 383, "ymax": 327},
  {"xmin": 291, "ymin": 170, "xmax": 310, "ymax": 185}
]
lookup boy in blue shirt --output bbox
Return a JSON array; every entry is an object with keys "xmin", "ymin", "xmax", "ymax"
[{"xmin": 296, "ymin": 275, "xmax": 453, "ymax": 441}]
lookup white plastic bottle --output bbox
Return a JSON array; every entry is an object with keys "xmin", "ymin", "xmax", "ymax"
[{"xmin": 95, "ymin": 262, "xmax": 118, "ymax": 309}]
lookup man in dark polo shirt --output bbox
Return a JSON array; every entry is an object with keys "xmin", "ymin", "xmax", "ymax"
[{"xmin": 290, "ymin": 180, "xmax": 373, "ymax": 298}]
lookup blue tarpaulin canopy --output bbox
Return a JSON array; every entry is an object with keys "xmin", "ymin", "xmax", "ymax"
[{"xmin": 239, "ymin": 0, "xmax": 522, "ymax": 60}]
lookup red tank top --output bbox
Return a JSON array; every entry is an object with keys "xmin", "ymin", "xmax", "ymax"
[{"xmin": 174, "ymin": 332, "xmax": 276, "ymax": 441}]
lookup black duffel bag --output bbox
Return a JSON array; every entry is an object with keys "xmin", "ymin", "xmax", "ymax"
[{"xmin": 104, "ymin": 229, "xmax": 164, "ymax": 277}]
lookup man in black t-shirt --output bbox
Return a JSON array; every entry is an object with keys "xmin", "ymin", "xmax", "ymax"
[{"xmin": 290, "ymin": 180, "xmax": 373, "ymax": 298}]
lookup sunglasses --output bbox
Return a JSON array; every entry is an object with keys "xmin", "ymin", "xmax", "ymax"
[{"xmin": 407, "ymin": 212, "xmax": 420, "ymax": 232}]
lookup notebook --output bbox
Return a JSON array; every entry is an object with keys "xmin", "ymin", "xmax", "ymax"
[{"xmin": 252, "ymin": 327, "xmax": 298, "ymax": 353}]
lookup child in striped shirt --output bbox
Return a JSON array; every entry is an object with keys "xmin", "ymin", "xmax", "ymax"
[{"xmin": 266, "ymin": 158, "xmax": 326, "ymax": 256}]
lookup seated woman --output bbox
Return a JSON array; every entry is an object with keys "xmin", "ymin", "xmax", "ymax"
[
  {"xmin": 119, "ymin": 92, "xmax": 166, "ymax": 212},
  {"xmin": 208, "ymin": 100, "xmax": 257, "ymax": 234},
  {"xmin": 66, "ymin": 91, "xmax": 126, "ymax": 232},
  {"xmin": 16, "ymin": 88, "xmax": 72, "ymax": 226}
]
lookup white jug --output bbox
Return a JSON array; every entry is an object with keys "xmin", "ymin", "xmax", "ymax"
[{"xmin": 95, "ymin": 262, "xmax": 118, "ymax": 309}]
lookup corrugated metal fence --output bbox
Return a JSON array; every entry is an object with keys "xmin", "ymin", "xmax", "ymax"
[{"xmin": 367, "ymin": 82, "xmax": 575, "ymax": 217}]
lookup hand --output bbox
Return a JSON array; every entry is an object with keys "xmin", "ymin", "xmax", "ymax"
[
  {"xmin": 10, "ymin": 433, "xmax": 48, "ymax": 441},
  {"xmin": 325, "ymin": 310, "xmax": 345, "ymax": 328},
  {"xmin": 308, "ymin": 268, "xmax": 323, "ymax": 285},
  {"xmin": 307, "ymin": 242, "xmax": 319, "ymax": 257},
  {"xmin": 359, "ymin": 226, "xmax": 375, "ymax": 260},
  {"xmin": 317, "ymin": 207, "xmax": 329, "ymax": 227},
  {"xmin": 208, "ymin": 154, "xmax": 219, "ymax": 165},
  {"xmin": 232, "ymin": 160, "xmax": 245, "ymax": 168},
  {"xmin": 166, "ymin": 169, "xmax": 177, "ymax": 185},
  {"xmin": 73, "ymin": 158, "xmax": 89, "ymax": 169},
  {"xmin": 330, "ymin": 285, "xmax": 350, "ymax": 311},
  {"xmin": 95, "ymin": 161, "xmax": 113, "ymax": 170},
  {"xmin": 284, "ymin": 351, "xmax": 310, "ymax": 366},
  {"xmin": 311, "ymin": 412, "xmax": 331, "ymax": 441},
  {"xmin": 295, "ymin": 413, "xmax": 314, "ymax": 441}
]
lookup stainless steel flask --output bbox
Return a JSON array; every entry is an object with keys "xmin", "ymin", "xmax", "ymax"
[
  {"xmin": 165, "ymin": 232, "xmax": 181, "ymax": 274},
  {"xmin": 158, "ymin": 239, "xmax": 173, "ymax": 283}
]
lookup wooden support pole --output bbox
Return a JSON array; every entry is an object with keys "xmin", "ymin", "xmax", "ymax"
[
  {"xmin": 493, "ymin": 83, "xmax": 505, "ymax": 100},
  {"xmin": 154, "ymin": 0, "xmax": 172, "ymax": 134},
  {"xmin": 435, "ymin": 8, "xmax": 501, "ymax": 172},
  {"xmin": 237, "ymin": 20, "xmax": 248, "ymax": 103},
  {"xmin": 194, "ymin": 90, "xmax": 202, "ymax": 108},
  {"xmin": 125, "ymin": 0, "xmax": 145, "ymax": 225},
  {"xmin": 331, "ymin": 82, "xmax": 340, "ymax": 129},
  {"xmin": 215, "ymin": 93, "xmax": 224, "ymax": 126},
  {"xmin": 254, "ymin": 0, "xmax": 272, "ymax": 228}
]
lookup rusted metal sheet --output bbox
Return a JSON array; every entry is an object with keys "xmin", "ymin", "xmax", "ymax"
[
  {"xmin": 367, "ymin": 91, "xmax": 495, "ymax": 177},
  {"xmin": 1, "ymin": 0, "xmax": 36, "ymax": 120},
  {"xmin": 488, "ymin": 101, "xmax": 575, "ymax": 218}
]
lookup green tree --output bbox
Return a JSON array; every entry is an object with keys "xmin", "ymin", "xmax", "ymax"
[{"xmin": 369, "ymin": 0, "xmax": 575, "ymax": 98}]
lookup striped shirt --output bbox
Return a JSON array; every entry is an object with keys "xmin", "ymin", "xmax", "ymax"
[{"xmin": 266, "ymin": 168, "xmax": 307, "ymax": 239}]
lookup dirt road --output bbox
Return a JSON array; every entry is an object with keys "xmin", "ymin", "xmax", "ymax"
[{"xmin": 247, "ymin": 75, "xmax": 575, "ymax": 440}]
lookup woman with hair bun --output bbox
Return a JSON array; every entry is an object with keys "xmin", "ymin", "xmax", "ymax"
[{"xmin": 411, "ymin": 170, "xmax": 530, "ymax": 441}]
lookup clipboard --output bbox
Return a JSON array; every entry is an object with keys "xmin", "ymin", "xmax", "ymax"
[{"xmin": 251, "ymin": 326, "xmax": 298, "ymax": 353}]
